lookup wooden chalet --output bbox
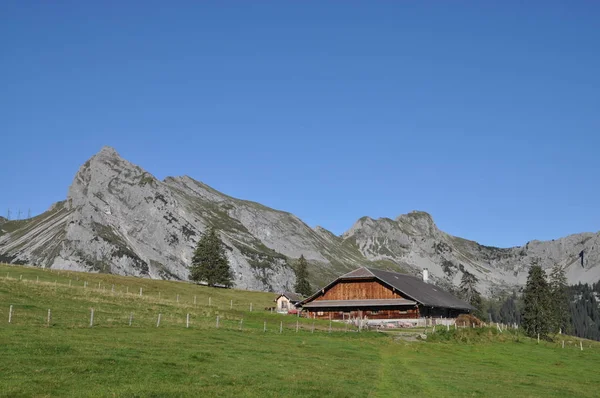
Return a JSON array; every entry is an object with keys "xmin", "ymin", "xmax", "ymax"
[{"xmin": 299, "ymin": 267, "xmax": 473, "ymax": 323}]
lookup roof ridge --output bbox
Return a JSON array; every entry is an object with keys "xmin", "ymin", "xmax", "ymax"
[{"xmin": 340, "ymin": 266, "xmax": 375, "ymax": 278}]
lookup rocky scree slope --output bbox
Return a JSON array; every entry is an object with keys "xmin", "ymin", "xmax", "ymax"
[{"xmin": 1, "ymin": 147, "xmax": 599, "ymax": 294}]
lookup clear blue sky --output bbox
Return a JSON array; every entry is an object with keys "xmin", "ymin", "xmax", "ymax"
[{"xmin": 1, "ymin": 1, "xmax": 599, "ymax": 248}]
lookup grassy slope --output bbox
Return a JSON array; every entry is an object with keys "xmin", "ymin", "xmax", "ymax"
[{"xmin": 1, "ymin": 264, "xmax": 600, "ymax": 397}]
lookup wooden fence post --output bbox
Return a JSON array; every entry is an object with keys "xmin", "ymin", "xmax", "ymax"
[
  {"xmin": 177, "ymin": 294, "xmax": 180, "ymax": 303},
  {"xmin": 8, "ymin": 305, "xmax": 13, "ymax": 323},
  {"xmin": 186, "ymin": 313, "xmax": 190, "ymax": 328},
  {"xmin": 47, "ymin": 309, "xmax": 51, "ymax": 327},
  {"xmin": 230, "ymin": 300, "xmax": 233, "ymax": 310},
  {"xmin": 562, "ymin": 340, "xmax": 565, "ymax": 349},
  {"xmin": 296, "ymin": 320, "xmax": 299, "ymax": 333},
  {"xmin": 580, "ymin": 341, "xmax": 583, "ymax": 351},
  {"xmin": 208, "ymin": 297, "xmax": 211, "ymax": 306},
  {"xmin": 156, "ymin": 313, "xmax": 161, "ymax": 327},
  {"xmin": 537, "ymin": 333, "xmax": 540, "ymax": 344},
  {"xmin": 194, "ymin": 295, "xmax": 197, "ymax": 307},
  {"xmin": 250, "ymin": 303, "xmax": 253, "ymax": 312},
  {"xmin": 111, "ymin": 284, "xmax": 115, "ymax": 293},
  {"xmin": 20, "ymin": 275, "xmax": 22, "ymax": 280},
  {"xmin": 139, "ymin": 287, "xmax": 143, "ymax": 296},
  {"xmin": 90, "ymin": 308, "xmax": 94, "ymax": 327},
  {"xmin": 129, "ymin": 312, "xmax": 133, "ymax": 326},
  {"xmin": 216, "ymin": 316, "xmax": 219, "ymax": 329},
  {"xmin": 69, "ymin": 279, "xmax": 72, "ymax": 287},
  {"xmin": 280, "ymin": 321, "xmax": 283, "ymax": 334},
  {"xmin": 263, "ymin": 321, "xmax": 266, "ymax": 332}
]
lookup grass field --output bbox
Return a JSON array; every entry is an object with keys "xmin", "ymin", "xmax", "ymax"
[{"xmin": 1, "ymin": 263, "xmax": 600, "ymax": 397}]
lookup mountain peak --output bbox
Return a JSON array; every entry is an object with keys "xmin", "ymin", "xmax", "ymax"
[
  {"xmin": 97, "ymin": 146, "xmax": 120, "ymax": 157},
  {"xmin": 396, "ymin": 210, "xmax": 436, "ymax": 235}
]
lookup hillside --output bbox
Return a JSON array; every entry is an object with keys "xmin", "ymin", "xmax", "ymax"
[
  {"xmin": 1, "ymin": 146, "xmax": 599, "ymax": 294},
  {"xmin": 1, "ymin": 263, "xmax": 599, "ymax": 397}
]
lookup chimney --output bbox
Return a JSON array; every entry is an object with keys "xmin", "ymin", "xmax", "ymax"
[{"xmin": 422, "ymin": 268, "xmax": 429, "ymax": 283}]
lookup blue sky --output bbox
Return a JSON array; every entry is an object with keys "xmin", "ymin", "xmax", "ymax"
[{"xmin": 1, "ymin": 1, "xmax": 599, "ymax": 248}]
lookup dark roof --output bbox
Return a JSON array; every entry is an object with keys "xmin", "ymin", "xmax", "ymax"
[
  {"xmin": 303, "ymin": 298, "xmax": 416, "ymax": 308},
  {"xmin": 301, "ymin": 267, "xmax": 473, "ymax": 311},
  {"xmin": 276, "ymin": 292, "xmax": 303, "ymax": 302}
]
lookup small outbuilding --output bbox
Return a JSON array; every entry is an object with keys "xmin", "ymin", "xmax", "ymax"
[{"xmin": 275, "ymin": 292, "xmax": 303, "ymax": 313}]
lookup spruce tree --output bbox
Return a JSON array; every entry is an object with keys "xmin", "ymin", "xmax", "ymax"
[
  {"xmin": 459, "ymin": 271, "xmax": 484, "ymax": 319},
  {"xmin": 189, "ymin": 227, "xmax": 233, "ymax": 288},
  {"xmin": 521, "ymin": 265, "xmax": 551, "ymax": 339},
  {"xmin": 548, "ymin": 264, "xmax": 570, "ymax": 334},
  {"xmin": 294, "ymin": 255, "xmax": 312, "ymax": 296},
  {"xmin": 459, "ymin": 271, "xmax": 478, "ymax": 303}
]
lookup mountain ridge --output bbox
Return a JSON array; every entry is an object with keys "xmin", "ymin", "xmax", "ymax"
[{"xmin": 1, "ymin": 146, "xmax": 598, "ymax": 294}]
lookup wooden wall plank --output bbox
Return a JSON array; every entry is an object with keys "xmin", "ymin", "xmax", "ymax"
[{"xmin": 315, "ymin": 279, "xmax": 404, "ymax": 301}]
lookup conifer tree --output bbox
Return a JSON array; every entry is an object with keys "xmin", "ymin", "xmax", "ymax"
[
  {"xmin": 459, "ymin": 271, "xmax": 478, "ymax": 303},
  {"xmin": 521, "ymin": 265, "xmax": 551, "ymax": 339},
  {"xmin": 548, "ymin": 264, "xmax": 570, "ymax": 334},
  {"xmin": 189, "ymin": 227, "xmax": 233, "ymax": 288},
  {"xmin": 294, "ymin": 255, "xmax": 312, "ymax": 296},
  {"xmin": 459, "ymin": 271, "xmax": 484, "ymax": 319}
]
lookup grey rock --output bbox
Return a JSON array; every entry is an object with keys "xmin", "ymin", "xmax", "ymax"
[{"xmin": 1, "ymin": 147, "xmax": 599, "ymax": 294}]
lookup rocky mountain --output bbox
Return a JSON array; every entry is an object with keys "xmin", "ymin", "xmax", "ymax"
[
  {"xmin": 343, "ymin": 212, "xmax": 600, "ymax": 294},
  {"xmin": 1, "ymin": 147, "xmax": 599, "ymax": 294}
]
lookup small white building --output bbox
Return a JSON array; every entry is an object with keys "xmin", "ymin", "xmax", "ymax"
[{"xmin": 275, "ymin": 292, "xmax": 303, "ymax": 313}]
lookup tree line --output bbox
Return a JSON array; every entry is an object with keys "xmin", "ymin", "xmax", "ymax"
[{"xmin": 458, "ymin": 263, "xmax": 599, "ymax": 341}]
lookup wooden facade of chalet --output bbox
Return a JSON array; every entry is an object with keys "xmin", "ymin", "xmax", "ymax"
[{"xmin": 299, "ymin": 267, "xmax": 473, "ymax": 321}]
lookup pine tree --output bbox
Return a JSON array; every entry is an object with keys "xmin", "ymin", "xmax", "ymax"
[
  {"xmin": 189, "ymin": 227, "xmax": 233, "ymax": 288},
  {"xmin": 459, "ymin": 271, "xmax": 484, "ymax": 319},
  {"xmin": 498, "ymin": 293, "xmax": 521, "ymax": 326},
  {"xmin": 459, "ymin": 271, "xmax": 478, "ymax": 302},
  {"xmin": 521, "ymin": 265, "xmax": 551, "ymax": 339},
  {"xmin": 548, "ymin": 264, "xmax": 570, "ymax": 334},
  {"xmin": 294, "ymin": 255, "xmax": 312, "ymax": 296}
]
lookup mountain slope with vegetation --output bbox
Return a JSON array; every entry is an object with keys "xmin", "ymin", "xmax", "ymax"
[{"xmin": 1, "ymin": 146, "xmax": 599, "ymax": 294}]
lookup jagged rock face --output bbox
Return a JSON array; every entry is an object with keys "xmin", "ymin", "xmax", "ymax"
[
  {"xmin": 1, "ymin": 146, "xmax": 599, "ymax": 294},
  {"xmin": 342, "ymin": 211, "xmax": 600, "ymax": 293}
]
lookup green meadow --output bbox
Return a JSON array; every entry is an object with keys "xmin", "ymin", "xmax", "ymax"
[{"xmin": 1, "ymin": 263, "xmax": 600, "ymax": 397}]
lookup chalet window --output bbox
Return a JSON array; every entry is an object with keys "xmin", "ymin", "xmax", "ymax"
[
  {"xmin": 371, "ymin": 310, "xmax": 379, "ymax": 314},
  {"xmin": 317, "ymin": 311, "xmax": 324, "ymax": 316},
  {"xmin": 398, "ymin": 310, "xmax": 407, "ymax": 314}
]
